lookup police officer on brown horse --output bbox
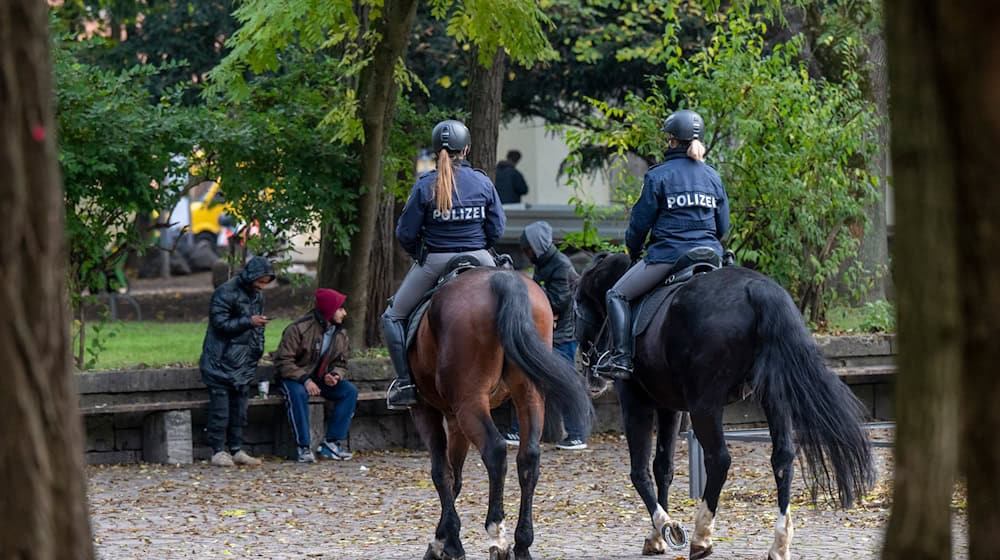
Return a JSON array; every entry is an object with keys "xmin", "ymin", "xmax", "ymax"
[
  {"xmin": 594, "ymin": 109, "xmax": 730, "ymax": 379},
  {"xmin": 384, "ymin": 119, "xmax": 507, "ymax": 409}
]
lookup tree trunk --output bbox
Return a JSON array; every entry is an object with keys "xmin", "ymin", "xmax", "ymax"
[
  {"xmin": 857, "ymin": 29, "xmax": 890, "ymax": 303},
  {"xmin": 0, "ymin": 2, "xmax": 95, "ymax": 558},
  {"xmin": 466, "ymin": 46, "xmax": 507, "ymax": 180},
  {"xmin": 365, "ymin": 191, "xmax": 395, "ymax": 346},
  {"xmin": 881, "ymin": 1, "xmax": 994, "ymax": 558},
  {"xmin": 939, "ymin": 4, "xmax": 1000, "ymax": 559},
  {"xmin": 316, "ymin": 0, "xmax": 419, "ymax": 347}
]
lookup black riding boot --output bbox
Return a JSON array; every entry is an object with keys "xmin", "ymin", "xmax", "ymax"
[
  {"xmin": 595, "ymin": 290, "xmax": 633, "ymax": 380},
  {"xmin": 383, "ymin": 315, "xmax": 418, "ymax": 409}
]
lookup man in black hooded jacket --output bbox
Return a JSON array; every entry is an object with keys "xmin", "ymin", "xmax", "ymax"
[
  {"xmin": 199, "ymin": 256, "xmax": 275, "ymax": 467},
  {"xmin": 508, "ymin": 221, "xmax": 588, "ymax": 450}
]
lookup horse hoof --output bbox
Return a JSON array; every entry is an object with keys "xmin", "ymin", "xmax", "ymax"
[
  {"xmin": 690, "ymin": 544, "xmax": 713, "ymax": 560},
  {"xmin": 642, "ymin": 537, "xmax": 666, "ymax": 555},
  {"xmin": 489, "ymin": 545, "xmax": 512, "ymax": 560},
  {"xmin": 513, "ymin": 550, "xmax": 533, "ymax": 560},
  {"xmin": 422, "ymin": 544, "xmax": 441, "ymax": 560},
  {"xmin": 662, "ymin": 522, "xmax": 688, "ymax": 550}
]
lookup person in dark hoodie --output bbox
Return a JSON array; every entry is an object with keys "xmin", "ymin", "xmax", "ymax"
[
  {"xmin": 274, "ymin": 288, "xmax": 358, "ymax": 463},
  {"xmin": 495, "ymin": 149, "xmax": 529, "ymax": 204},
  {"xmin": 505, "ymin": 221, "xmax": 588, "ymax": 450},
  {"xmin": 199, "ymin": 255, "xmax": 275, "ymax": 467}
]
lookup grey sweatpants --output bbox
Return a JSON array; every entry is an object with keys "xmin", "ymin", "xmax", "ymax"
[
  {"xmin": 385, "ymin": 249, "xmax": 496, "ymax": 320},
  {"xmin": 609, "ymin": 259, "xmax": 675, "ymax": 301}
]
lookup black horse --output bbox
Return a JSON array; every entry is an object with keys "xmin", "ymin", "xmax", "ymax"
[{"xmin": 575, "ymin": 252, "xmax": 875, "ymax": 560}]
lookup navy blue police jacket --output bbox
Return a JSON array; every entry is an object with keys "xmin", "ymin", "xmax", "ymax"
[
  {"xmin": 626, "ymin": 148, "xmax": 730, "ymax": 264},
  {"xmin": 395, "ymin": 160, "xmax": 506, "ymax": 257}
]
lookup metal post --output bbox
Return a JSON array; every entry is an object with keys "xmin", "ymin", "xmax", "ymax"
[{"xmin": 687, "ymin": 430, "xmax": 706, "ymax": 500}]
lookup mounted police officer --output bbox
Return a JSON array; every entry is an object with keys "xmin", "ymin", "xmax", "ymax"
[
  {"xmin": 593, "ymin": 109, "xmax": 730, "ymax": 380},
  {"xmin": 384, "ymin": 119, "xmax": 507, "ymax": 409}
]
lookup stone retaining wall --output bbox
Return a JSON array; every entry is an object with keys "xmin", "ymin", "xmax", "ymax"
[{"xmin": 78, "ymin": 334, "xmax": 894, "ymax": 464}]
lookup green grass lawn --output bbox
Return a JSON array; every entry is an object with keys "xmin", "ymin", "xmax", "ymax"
[{"xmin": 79, "ymin": 319, "xmax": 292, "ymax": 371}]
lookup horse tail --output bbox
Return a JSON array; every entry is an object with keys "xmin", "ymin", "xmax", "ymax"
[
  {"xmin": 490, "ymin": 270, "xmax": 593, "ymax": 439},
  {"xmin": 747, "ymin": 279, "xmax": 876, "ymax": 508}
]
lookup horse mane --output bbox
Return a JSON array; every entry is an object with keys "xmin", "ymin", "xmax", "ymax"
[{"xmin": 576, "ymin": 251, "xmax": 631, "ymax": 310}]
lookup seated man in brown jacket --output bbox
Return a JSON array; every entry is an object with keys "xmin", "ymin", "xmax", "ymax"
[{"xmin": 274, "ymin": 289, "xmax": 358, "ymax": 463}]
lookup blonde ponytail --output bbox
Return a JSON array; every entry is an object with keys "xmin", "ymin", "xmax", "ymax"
[
  {"xmin": 434, "ymin": 149, "xmax": 457, "ymax": 214},
  {"xmin": 687, "ymin": 139, "xmax": 706, "ymax": 162}
]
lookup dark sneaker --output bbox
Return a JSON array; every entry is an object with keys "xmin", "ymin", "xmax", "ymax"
[
  {"xmin": 297, "ymin": 447, "xmax": 316, "ymax": 463},
  {"xmin": 502, "ymin": 432, "xmax": 520, "ymax": 447},
  {"xmin": 317, "ymin": 441, "xmax": 353, "ymax": 461},
  {"xmin": 556, "ymin": 437, "xmax": 588, "ymax": 451},
  {"xmin": 386, "ymin": 380, "xmax": 418, "ymax": 410}
]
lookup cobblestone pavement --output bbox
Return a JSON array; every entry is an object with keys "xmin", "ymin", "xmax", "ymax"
[{"xmin": 89, "ymin": 434, "xmax": 968, "ymax": 559}]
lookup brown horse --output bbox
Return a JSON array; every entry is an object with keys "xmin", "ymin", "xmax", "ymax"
[{"xmin": 408, "ymin": 267, "xmax": 592, "ymax": 560}]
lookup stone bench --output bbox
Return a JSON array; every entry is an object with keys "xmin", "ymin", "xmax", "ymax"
[
  {"xmin": 77, "ymin": 335, "xmax": 895, "ymax": 464},
  {"xmin": 80, "ymin": 392, "xmax": 385, "ymax": 464},
  {"xmin": 77, "ymin": 360, "xmax": 413, "ymax": 465}
]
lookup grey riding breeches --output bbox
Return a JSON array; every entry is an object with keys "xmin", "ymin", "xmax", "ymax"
[
  {"xmin": 385, "ymin": 249, "xmax": 496, "ymax": 320},
  {"xmin": 609, "ymin": 259, "xmax": 675, "ymax": 301}
]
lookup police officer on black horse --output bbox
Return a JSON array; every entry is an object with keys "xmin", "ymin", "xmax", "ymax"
[
  {"xmin": 594, "ymin": 109, "xmax": 730, "ymax": 379},
  {"xmin": 384, "ymin": 119, "xmax": 506, "ymax": 410}
]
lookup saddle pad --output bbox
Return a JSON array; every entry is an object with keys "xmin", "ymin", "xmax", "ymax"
[
  {"xmin": 632, "ymin": 282, "xmax": 685, "ymax": 338},
  {"xmin": 403, "ymin": 263, "xmax": 480, "ymax": 350},
  {"xmin": 406, "ymin": 298, "xmax": 433, "ymax": 351}
]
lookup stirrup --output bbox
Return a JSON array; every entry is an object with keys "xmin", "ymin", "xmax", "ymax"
[
  {"xmin": 386, "ymin": 379, "xmax": 418, "ymax": 410},
  {"xmin": 593, "ymin": 351, "xmax": 632, "ymax": 380}
]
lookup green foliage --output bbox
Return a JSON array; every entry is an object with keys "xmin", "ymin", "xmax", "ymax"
[
  {"xmin": 561, "ymin": 10, "xmax": 879, "ymax": 322},
  {"xmin": 205, "ymin": 0, "xmax": 370, "ymax": 143},
  {"xmin": 824, "ymin": 300, "xmax": 895, "ymax": 333},
  {"xmin": 858, "ymin": 299, "xmax": 895, "ymax": 333},
  {"xmin": 385, "ymin": 101, "xmax": 457, "ymax": 200},
  {"xmin": 429, "ymin": 0, "xmax": 556, "ymax": 67},
  {"xmin": 52, "ymin": 0, "xmax": 238, "ymax": 104},
  {"xmin": 55, "ymin": 32, "xmax": 206, "ymax": 303},
  {"xmin": 200, "ymin": 50, "xmax": 360, "ymax": 258},
  {"xmin": 72, "ymin": 314, "xmax": 121, "ymax": 370},
  {"xmin": 54, "ymin": 27, "xmax": 359, "ymax": 368},
  {"xmin": 209, "ymin": 0, "xmax": 557, "ymax": 132},
  {"xmin": 809, "ymin": 0, "xmax": 882, "ymax": 83}
]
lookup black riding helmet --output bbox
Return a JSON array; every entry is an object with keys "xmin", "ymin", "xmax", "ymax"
[
  {"xmin": 431, "ymin": 120, "xmax": 471, "ymax": 153},
  {"xmin": 662, "ymin": 109, "xmax": 704, "ymax": 142}
]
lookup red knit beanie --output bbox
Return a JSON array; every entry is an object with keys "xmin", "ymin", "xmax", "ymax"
[{"xmin": 315, "ymin": 288, "xmax": 347, "ymax": 321}]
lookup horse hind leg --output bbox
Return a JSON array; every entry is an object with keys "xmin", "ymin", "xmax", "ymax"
[
  {"xmin": 763, "ymin": 404, "xmax": 796, "ymax": 560},
  {"xmin": 455, "ymin": 403, "xmax": 511, "ymax": 560},
  {"xmin": 412, "ymin": 405, "xmax": 466, "ymax": 560},
  {"xmin": 509, "ymin": 380, "xmax": 545, "ymax": 560},
  {"xmin": 688, "ymin": 411, "xmax": 732, "ymax": 560},
  {"xmin": 446, "ymin": 418, "xmax": 470, "ymax": 499}
]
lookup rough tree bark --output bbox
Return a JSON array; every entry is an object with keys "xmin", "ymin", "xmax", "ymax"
[
  {"xmin": 882, "ymin": 1, "xmax": 1000, "ymax": 558},
  {"xmin": 466, "ymin": 46, "xmax": 507, "ymax": 180},
  {"xmin": 0, "ymin": 1, "xmax": 95, "ymax": 558},
  {"xmin": 316, "ymin": 0, "xmax": 419, "ymax": 347},
  {"xmin": 857, "ymin": 29, "xmax": 890, "ymax": 303}
]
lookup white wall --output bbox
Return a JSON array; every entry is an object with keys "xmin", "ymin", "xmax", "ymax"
[{"xmin": 496, "ymin": 116, "xmax": 615, "ymax": 206}]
